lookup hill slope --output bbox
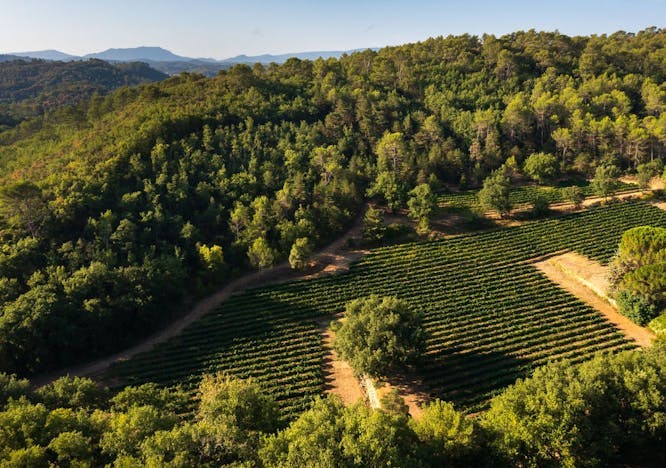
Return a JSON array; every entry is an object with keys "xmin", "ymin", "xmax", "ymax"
[
  {"xmin": 0, "ymin": 58, "xmax": 167, "ymax": 127},
  {"xmin": 0, "ymin": 29, "xmax": 664, "ymax": 377}
]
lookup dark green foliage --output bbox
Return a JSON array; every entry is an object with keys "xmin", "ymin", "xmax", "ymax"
[
  {"xmin": 523, "ymin": 152, "xmax": 558, "ymax": 184},
  {"xmin": 0, "ymin": 28, "xmax": 665, "ymax": 377},
  {"xmin": 0, "ymin": 59, "xmax": 166, "ymax": 127},
  {"xmin": 362, "ymin": 205, "xmax": 387, "ymax": 244},
  {"xmin": 259, "ymin": 396, "xmax": 422, "ymax": 467},
  {"xmin": 333, "ymin": 295, "xmax": 425, "ymax": 377},
  {"xmin": 609, "ymin": 226, "xmax": 666, "ymax": 323},
  {"xmin": 478, "ymin": 169, "xmax": 511, "ymax": 216},
  {"xmin": 482, "ymin": 345, "xmax": 666, "ymax": 466},
  {"xmin": 616, "ymin": 290, "xmax": 657, "ymax": 325}
]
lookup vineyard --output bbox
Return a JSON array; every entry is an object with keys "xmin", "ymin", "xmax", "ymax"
[
  {"xmin": 108, "ymin": 201, "xmax": 666, "ymax": 417},
  {"xmin": 438, "ymin": 179, "xmax": 637, "ymax": 209}
]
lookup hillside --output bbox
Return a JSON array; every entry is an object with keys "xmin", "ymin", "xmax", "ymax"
[
  {"xmin": 0, "ymin": 26, "xmax": 665, "ymax": 467},
  {"xmin": 0, "ymin": 29, "xmax": 664, "ymax": 376},
  {"xmin": 0, "ymin": 59, "xmax": 167, "ymax": 128}
]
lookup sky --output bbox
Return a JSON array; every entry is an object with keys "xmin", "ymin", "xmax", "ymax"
[{"xmin": 0, "ymin": 0, "xmax": 663, "ymax": 59}]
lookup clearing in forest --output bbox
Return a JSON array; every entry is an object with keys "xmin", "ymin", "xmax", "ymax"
[{"xmin": 106, "ymin": 201, "xmax": 666, "ymax": 418}]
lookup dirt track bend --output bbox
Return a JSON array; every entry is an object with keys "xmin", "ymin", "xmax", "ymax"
[{"xmin": 32, "ymin": 205, "xmax": 369, "ymax": 387}]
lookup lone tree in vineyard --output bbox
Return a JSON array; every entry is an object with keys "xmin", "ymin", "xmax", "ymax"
[
  {"xmin": 478, "ymin": 170, "xmax": 512, "ymax": 217},
  {"xmin": 333, "ymin": 295, "xmax": 425, "ymax": 378}
]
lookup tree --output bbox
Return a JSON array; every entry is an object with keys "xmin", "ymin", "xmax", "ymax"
[
  {"xmin": 560, "ymin": 186, "xmax": 583, "ymax": 209},
  {"xmin": 607, "ymin": 226, "xmax": 666, "ymax": 324},
  {"xmin": 0, "ymin": 181, "xmax": 49, "ymax": 237},
  {"xmin": 288, "ymin": 237, "xmax": 312, "ymax": 270},
  {"xmin": 362, "ymin": 205, "xmax": 387, "ymax": 244},
  {"xmin": 247, "ymin": 237, "xmax": 275, "ymax": 270},
  {"xmin": 478, "ymin": 170, "xmax": 511, "ymax": 217},
  {"xmin": 636, "ymin": 160, "xmax": 662, "ymax": 191},
  {"xmin": 333, "ymin": 295, "xmax": 425, "ymax": 377},
  {"xmin": 482, "ymin": 347, "xmax": 666, "ymax": 466},
  {"xmin": 410, "ymin": 400, "xmax": 480, "ymax": 466},
  {"xmin": 259, "ymin": 396, "xmax": 420, "ymax": 467},
  {"xmin": 407, "ymin": 184, "xmax": 437, "ymax": 235},
  {"xmin": 591, "ymin": 164, "xmax": 620, "ymax": 201},
  {"xmin": 376, "ymin": 132, "xmax": 408, "ymax": 179},
  {"xmin": 367, "ymin": 171, "xmax": 407, "ymax": 212},
  {"xmin": 198, "ymin": 244, "xmax": 225, "ymax": 279},
  {"xmin": 523, "ymin": 152, "xmax": 558, "ymax": 184},
  {"xmin": 552, "ymin": 127, "xmax": 573, "ymax": 166},
  {"xmin": 197, "ymin": 373, "xmax": 278, "ymax": 433}
]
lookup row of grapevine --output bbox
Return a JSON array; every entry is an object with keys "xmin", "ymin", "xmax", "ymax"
[
  {"xmin": 108, "ymin": 201, "xmax": 666, "ymax": 417},
  {"xmin": 438, "ymin": 179, "xmax": 638, "ymax": 209}
]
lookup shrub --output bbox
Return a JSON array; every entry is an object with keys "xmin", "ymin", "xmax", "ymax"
[{"xmin": 616, "ymin": 289, "xmax": 658, "ymax": 326}]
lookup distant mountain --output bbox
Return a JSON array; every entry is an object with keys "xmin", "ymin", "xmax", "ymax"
[
  {"xmin": 221, "ymin": 49, "xmax": 374, "ymax": 64},
  {"xmin": 2, "ymin": 47, "xmax": 376, "ymax": 76},
  {"xmin": 11, "ymin": 49, "xmax": 78, "ymax": 61},
  {"xmin": 84, "ymin": 47, "xmax": 190, "ymax": 62}
]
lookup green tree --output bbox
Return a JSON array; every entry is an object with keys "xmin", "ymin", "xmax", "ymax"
[
  {"xmin": 196, "ymin": 373, "xmax": 278, "ymax": 433},
  {"xmin": 407, "ymin": 183, "xmax": 437, "ymax": 235},
  {"xmin": 376, "ymin": 132, "xmax": 408, "ymax": 179},
  {"xmin": 367, "ymin": 171, "xmax": 407, "ymax": 212},
  {"xmin": 523, "ymin": 152, "xmax": 559, "ymax": 184},
  {"xmin": 259, "ymin": 397, "xmax": 420, "ymax": 467},
  {"xmin": 362, "ymin": 205, "xmax": 387, "ymax": 244},
  {"xmin": 0, "ymin": 181, "xmax": 49, "ymax": 237},
  {"xmin": 247, "ymin": 237, "xmax": 275, "ymax": 270},
  {"xmin": 288, "ymin": 237, "xmax": 312, "ymax": 271},
  {"xmin": 561, "ymin": 185, "xmax": 585, "ymax": 208},
  {"xmin": 636, "ymin": 160, "xmax": 662, "ymax": 191},
  {"xmin": 591, "ymin": 164, "xmax": 620, "ymax": 201},
  {"xmin": 478, "ymin": 170, "xmax": 511, "ymax": 217},
  {"xmin": 333, "ymin": 295, "xmax": 425, "ymax": 377},
  {"xmin": 410, "ymin": 400, "xmax": 480, "ymax": 466}
]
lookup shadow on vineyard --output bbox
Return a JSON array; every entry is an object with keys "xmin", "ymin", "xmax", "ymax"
[
  {"xmin": 419, "ymin": 349, "xmax": 530, "ymax": 410},
  {"xmin": 109, "ymin": 201, "xmax": 666, "ymax": 418}
]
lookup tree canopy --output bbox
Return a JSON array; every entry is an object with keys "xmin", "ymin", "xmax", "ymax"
[{"xmin": 333, "ymin": 295, "xmax": 425, "ymax": 377}]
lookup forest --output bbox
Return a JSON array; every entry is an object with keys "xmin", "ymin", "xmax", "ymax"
[
  {"xmin": 0, "ymin": 28, "xmax": 664, "ymax": 378},
  {"xmin": 0, "ymin": 58, "xmax": 167, "ymax": 129}
]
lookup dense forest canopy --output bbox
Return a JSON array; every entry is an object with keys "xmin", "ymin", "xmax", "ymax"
[
  {"xmin": 0, "ymin": 28, "xmax": 665, "ymax": 375},
  {"xmin": 1, "ymin": 342, "xmax": 665, "ymax": 466},
  {"xmin": 0, "ymin": 58, "xmax": 167, "ymax": 129}
]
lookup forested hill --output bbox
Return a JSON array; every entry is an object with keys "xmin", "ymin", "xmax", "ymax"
[
  {"xmin": 0, "ymin": 29, "xmax": 665, "ymax": 375},
  {"xmin": 0, "ymin": 59, "xmax": 167, "ymax": 128}
]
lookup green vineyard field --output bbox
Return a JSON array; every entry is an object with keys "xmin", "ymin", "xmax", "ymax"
[
  {"xmin": 438, "ymin": 179, "xmax": 637, "ymax": 209},
  {"xmin": 108, "ymin": 201, "xmax": 666, "ymax": 418}
]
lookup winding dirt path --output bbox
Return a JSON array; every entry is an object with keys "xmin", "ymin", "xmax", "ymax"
[
  {"xmin": 534, "ymin": 252, "xmax": 655, "ymax": 348},
  {"xmin": 32, "ymin": 206, "xmax": 369, "ymax": 388}
]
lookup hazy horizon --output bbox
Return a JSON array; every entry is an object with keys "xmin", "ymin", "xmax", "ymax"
[{"xmin": 1, "ymin": 0, "xmax": 664, "ymax": 60}]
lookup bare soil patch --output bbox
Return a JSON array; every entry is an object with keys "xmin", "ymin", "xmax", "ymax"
[
  {"xmin": 534, "ymin": 252, "xmax": 654, "ymax": 348},
  {"xmin": 652, "ymin": 201, "xmax": 666, "ymax": 211},
  {"xmin": 375, "ymin": 373, "xmax": 430, "ymax": 420},
  {"xmin": 318, "ymin": 318, "xmax": 365, "ymax": 406}
]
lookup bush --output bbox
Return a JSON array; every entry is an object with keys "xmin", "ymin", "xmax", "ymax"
[
  {"xmin": 530, "ymin": 194, "xmax": 550, "ymax": 217},
  {"xmin": 561, "ymin": 185, "xmax": 585, "ymax": 208},
  {"xmin": 616, "ymin": 289, "xmax": 658, "ymax": 326},
  {"xmin": 648, "ymin": 312, "xmax": 666, "ymax": 336}
]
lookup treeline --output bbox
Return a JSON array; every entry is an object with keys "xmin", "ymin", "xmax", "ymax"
[
  {"xmin": 0, "ymin": 59, "xmax": 167, "ymax": 129},
  {"xmin": 0, "ymin": 29, "xmax": 665, "ymax": 374},
  {"xmin": 1, "ymin": 344, "xmax": 665, "ymax": 466}
]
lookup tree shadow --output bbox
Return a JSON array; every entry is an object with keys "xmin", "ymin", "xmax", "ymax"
[{"xmin": 415, "ymin": 347, "xmax": 532, "ymax": 410}]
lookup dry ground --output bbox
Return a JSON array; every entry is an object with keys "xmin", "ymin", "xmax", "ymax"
[
  {"xmin": 318, "ymin": 318, "xmax": 365, "ymax": 406},
  {"xmin": 535, "ymin": 252, "xmax": 654, "ymax": 348}
]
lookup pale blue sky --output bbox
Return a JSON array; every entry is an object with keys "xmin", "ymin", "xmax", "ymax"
[{"xmin": 1, "ymin": 0, "xmax": 663, "ymax": 59}]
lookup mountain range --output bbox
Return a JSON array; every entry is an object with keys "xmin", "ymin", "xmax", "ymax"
[{"xmin": 6, "ymin": 46, "xmax": 374, "ymax": 75}]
